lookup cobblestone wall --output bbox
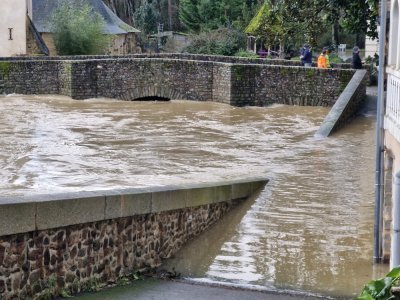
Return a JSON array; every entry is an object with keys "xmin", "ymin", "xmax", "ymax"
[
  {"xmin": 0, "ymin": 56, "xmax": 356, "ymax": 108},
  {"xmin": 0, "ymin": 53, "xmax": 353, "ymax": 70},
  {"xmin": 0, "ymin": 177, "xmax": 267, "ymax": 299},
  {"xmin": 0, "ymin": 201, "xmax": 235, "ymax": 299}
]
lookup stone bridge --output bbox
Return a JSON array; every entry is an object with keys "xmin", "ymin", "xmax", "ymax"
[{"xmin": 0, "ymin": 54, "xmax": 360, "ymax": 107}]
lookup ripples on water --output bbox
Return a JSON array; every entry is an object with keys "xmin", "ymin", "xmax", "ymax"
[{"xmin": 0, "ymin": 94, "xmax": 387, "ymax": 297}]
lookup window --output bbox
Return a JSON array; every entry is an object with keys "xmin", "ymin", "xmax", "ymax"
[{"xmin": 8, "ymin": 28, "xmax": 13, "ymax": 40}]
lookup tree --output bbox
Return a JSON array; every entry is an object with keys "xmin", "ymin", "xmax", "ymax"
[
  {"xmin": 184, "ymin": 27, "xmax": 246, "ymax": 55},
  {"xmin": 341, "ymin": 0, "xmax": 378, "ymax": 40},
  {"xmin": 179, "ymin": 0, "xmax": 201, "ymax": 32},
  {"xmin": 283, "ymin": 0, "xmax": 379, "ymax": 43},
  {"xmin": 180, "ymin": 0, "xmax": 255, "ymax": 32},
  {"xmin": 133, "ymin": 0, "xmax": 160, "ymax": 34},
  {"xmin": 51, "ymin": 0, "xmax": 109, "ymax": 55},
  {"xmin": 245, "ymin": 0, "xmax": 378, "ymax": 53},
  {"xmin": 245, "ymin": 0, "xmax": 290, "ymax": 55}
]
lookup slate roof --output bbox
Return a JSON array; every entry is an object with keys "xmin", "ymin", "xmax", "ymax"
[{"xmin": 32, "ymin": 0, "xmax": 140, "ymax": 34}]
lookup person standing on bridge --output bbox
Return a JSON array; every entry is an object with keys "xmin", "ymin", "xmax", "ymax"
[
  {"xmin": 352, "ymin": 46, "xmax": 363, "ymax": 69},
  {"xmin": 300, "ymin": 44, "xmax": 312, "ymax": 67},
  {"xmin": 317, "ymin": 49, "xmax": 328, "ymax": 68},
  {"xmin": 322, "ymin": 46, "xmax": 331, "ymax": 68}
]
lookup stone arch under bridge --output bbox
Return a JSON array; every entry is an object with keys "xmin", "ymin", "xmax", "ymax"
[{"xmin": 119, "ymin": 86, "xmax": 191, "ymax": 102}]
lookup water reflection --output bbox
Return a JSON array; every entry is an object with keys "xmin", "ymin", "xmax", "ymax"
[
  {"xmin": 162, "ymin": 118, "xmax": 388, "ymax": 297},
  {"xmin": 0, "ymin": 94, "xmax": 387, "ymax": 297}
]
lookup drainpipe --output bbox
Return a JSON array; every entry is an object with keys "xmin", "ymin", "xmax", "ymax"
[
  {"xmin": 373, "ymin": 0, "xmax": 388, "ymax": 264},
  {"xmin": 391, "ymin": 172, "xmax": 400, "ymax": 268}
]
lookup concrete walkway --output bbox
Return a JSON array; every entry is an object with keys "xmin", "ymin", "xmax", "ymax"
[{"xmin": 74, "ymin": 278, "xmax": 332, "ymax": 300}]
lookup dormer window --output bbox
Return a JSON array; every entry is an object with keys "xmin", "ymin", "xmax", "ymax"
[{"xmin": 8, "ymin": 28, "xmax": 13, "ymax": 40}]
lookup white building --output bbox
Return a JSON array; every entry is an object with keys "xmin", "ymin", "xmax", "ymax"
[
  {"xmin": 381, "ymin": 0, "xmax": 400, "ymax": 265},
  {"xmin": 0, "ymin": 0, "xmax": 29, "ymax": 56},
  {"xmin": 365, "ymin": 36, "xmax": 379, "ymax": 58}
]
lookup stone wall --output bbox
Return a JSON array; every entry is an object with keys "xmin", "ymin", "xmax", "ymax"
[
  {"xmin": 0, "ymin": 203, "xmax": 231, "ymax": 299},
  {"xmin": 0, "ymin": 61, "xmax": 63, "ymax": 95},
  {"xmin": 0, "ymin": 53, "xmax": 353, "ymax": 70},
  {"xmin": 0, "ymin": 178, "xmax": 267, "ymax": 299},
  {"xmin": 0, "ymin": 56, "xmax": 357, "ymax": 108}
]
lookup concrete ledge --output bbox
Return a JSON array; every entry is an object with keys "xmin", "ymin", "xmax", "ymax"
[
  {"xmin": 105, "ymin": 190, "xmax": 152, "ymax": 219},
  {"xmin": 0, "ymin": 202, "xmax": 36, "ymax": 236},
  {"xmin": 315, "ymin": 69, "xmax": 368, "ymax": 138},
  {"xmin": 0, "ymin": 177, "xmax": 268, "ymax": 236},
  {"xmin": 35, "ymin": 191, "xmax": 106, "ymax": 231}
]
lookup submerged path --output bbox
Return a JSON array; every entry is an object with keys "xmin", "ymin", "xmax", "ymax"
[{"xmin": 74, "ymin": 278, "xmax": 326, "ymax": 300}]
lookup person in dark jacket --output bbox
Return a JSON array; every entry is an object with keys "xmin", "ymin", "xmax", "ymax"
[
  {"xmin": 352, "ymin": 46, "xmax": 363, "ymax": 69},
  {"xmin": 300, "ymin": 44, "xmax": 312, "ymax": 67}
]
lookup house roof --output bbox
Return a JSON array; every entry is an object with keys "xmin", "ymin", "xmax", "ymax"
[
  {"xmin": 32, "ymin": 0, "xmax": 140, "ymax": 34},
  {"xmin": 27, "ymin": 15, "xmax": 49, "ymax": 56}
]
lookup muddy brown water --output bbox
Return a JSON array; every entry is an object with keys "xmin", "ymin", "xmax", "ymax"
[{"xmin": 0, "ymin": 94, "xmax": 387, "ymax": 298}]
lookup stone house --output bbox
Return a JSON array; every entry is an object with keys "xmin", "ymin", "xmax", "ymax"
[
  {"xmin": 0, "ymin": 0, "xmax": 34, "ymax": 56},
  {"xmin": 0, "ymin": 0, "xmax": 141, "ymax": 57}
]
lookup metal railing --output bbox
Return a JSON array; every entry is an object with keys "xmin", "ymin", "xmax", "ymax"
[{"xmin": 385, "ymin": 73, "xmax": 400, "ymax": 142}]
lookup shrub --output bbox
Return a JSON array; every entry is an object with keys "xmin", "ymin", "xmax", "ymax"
[
  {"xmin": 183, "ymin": 27, "xmax": 246, "ymax": 56},
  {"xmin": 357, "ymin": 267, "xmax": 400, "ymax": 299},
  {"xmin": 51, "ymin": 0, "xmax": 110, "ymax": 55},
  {"xmin": 234, "ymin": 50, "xmax": 258, "ymax": 58}
]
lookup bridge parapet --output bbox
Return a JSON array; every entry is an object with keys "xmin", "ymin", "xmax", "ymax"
[{"xmin": 0, "ymin": 56, "xmax": 356, "ymax": 108}]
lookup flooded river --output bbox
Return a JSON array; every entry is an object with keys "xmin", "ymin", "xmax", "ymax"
[{"xmin": 0, "ymin": 94, "xmax": 387, "ymax": 297}]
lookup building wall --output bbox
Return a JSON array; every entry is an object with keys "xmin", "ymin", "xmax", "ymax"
[
  {"xmin": 0, "ymin": 0, "xmax": 27, "ymax": 56},
  {"xmin": 365, "ymin": 36, "xmax": 379, "ymax": 58},
  {"xmin": 382, "ymin": 131, "xmax": 400, "ymax": 264},
  {"xmin": 40, "ymin": 33, "xmax": 57, "ymax": 56},
  {"xmin": 107, "ymin": 33, "xmax": 140, "ymax": 55}
]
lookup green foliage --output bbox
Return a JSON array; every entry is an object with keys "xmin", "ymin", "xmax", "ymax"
[
  {"xmin": 60, "ymin": 288, "xmax": 72, "ymax": 298},
  {"xmin": 179, "ymin": 0, "xmax": 201, "ymax": 32},
  {"xmin": 134, "ymin": 0, "xmax": 160, "ymax": 34},
  {"xmin": 0, "ymin": 62, "xmax": 11, "ymax": 78},
  {"xmin": 357, "ymin": 267, "xmax": 400, "ymax": 300},
  {"xmin": 117, "ymin": 277, "xmax": 131, "ymax": 286},
  {"xmin": 328, "ymin": 54, "xmax": 344, "ymax": 64},
  {"xmin": 183, "ymin": 27, "xmax": 246, "ymax": 56},
  {"xmin": 132, "ymin": 271, "xmax": 143, "ymax": 281},
  {"xmin": 81, "ymin": 277, "xmax": 102, "ymax": 292},
  {"xmin": 244, "ymin": 0, "xmax": 377, "ymax": 54},
  {"xmin": 234, "ymin": 50, "xmax": 258, "ymax": 58},
  {"xmin": 245, "ymin": 1, "xmax": 268, "ymax": 36},
  {"xmin": 179, "ymin": 0, "xmax": 257, "ymax": 32},
  {"xmin": 246, "ymin": 1, "xmax": 309, "ymax": 48},
  {"xmin": 51, "ymin": 0, "xmax": 109, "ymax": 55},
  {"xmin": 342, "ymin": 0, "xmax": 378, "ymax": 39}
]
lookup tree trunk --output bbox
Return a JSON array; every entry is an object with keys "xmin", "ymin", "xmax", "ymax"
[
  {"xmin": 332, "ymin": 20, "xmax": 340, "ymax": 46},
  {"xmin": 279, "ymin": 40, "xmax": 285, "ymax": 58},
  {"xmin": 168, "ymin": 0, "xmax": 173, "ymax": 30}
]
